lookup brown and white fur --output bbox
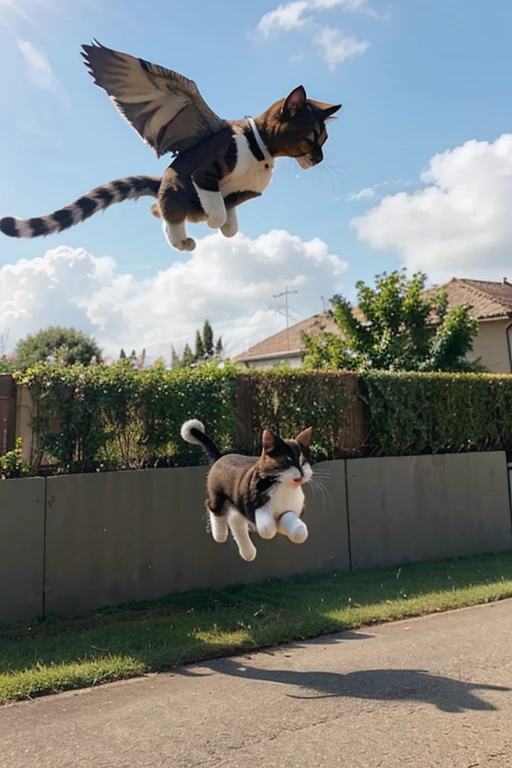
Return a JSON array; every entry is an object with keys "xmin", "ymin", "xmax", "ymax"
[
  {"xmin": 181, "ymin": 418, "xmax": 314, "ymax": 562},
  {"xmin": 0, "ymin": 87, "xmax": 340, "ymax": 252}
]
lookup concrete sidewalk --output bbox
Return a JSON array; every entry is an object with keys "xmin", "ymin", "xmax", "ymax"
[{"xmin": 1, "ymin": 600, "xmax": 512, "ymax": 767}]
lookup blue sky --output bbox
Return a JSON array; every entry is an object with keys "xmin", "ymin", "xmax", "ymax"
[{"xmin": 0, "ymin": 0, "xmax": 511, "ymax": 359}]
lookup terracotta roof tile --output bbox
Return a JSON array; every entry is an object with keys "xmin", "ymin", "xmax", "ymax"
[{"xmin": 436, "ymin": 278, "xmax": 512, "ymax": 319}]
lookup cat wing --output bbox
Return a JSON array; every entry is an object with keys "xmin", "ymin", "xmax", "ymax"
[{"xmin": 81, "ymin": 41, "xmax": 229, "ymax": 158}]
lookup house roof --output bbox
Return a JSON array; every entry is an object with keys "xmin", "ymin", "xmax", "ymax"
[
  {"xmin": 233, "ymin": 314, "xmax": 338, "ymax": 362},
  {"xmin": 429, "ymin": 277, "xmax": 512, "ymax": 320},
  {"xmin": 234, "ymin": 277, "xmax": 512, "ymax": 363}
]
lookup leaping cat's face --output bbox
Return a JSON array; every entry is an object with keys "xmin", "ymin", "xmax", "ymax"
[
  {"xmin": 262, "ymin": 87, "xmax": 341, "ymax": 168},
  {"xmin": 260, "ymin": 426, "xmax": 314, "ymax": 487}
]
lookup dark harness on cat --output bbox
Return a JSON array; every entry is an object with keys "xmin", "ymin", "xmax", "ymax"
[{"xmin": 246, "ymin": 116, "xmax": 275, "ymax": 168}]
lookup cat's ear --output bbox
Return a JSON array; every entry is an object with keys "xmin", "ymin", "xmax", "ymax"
[
  {"xmin": 282, "ymin": 86, "xmax": 307, "ymax": 119},
  {"xmin": 262, "ymin": 429, "xmax": 278, "ymax": 454},
  {"xmin": 296, "ymin": 426, "xmax": 313, "ymax": 448},
  {"xmin": 322, "ymin": 103, "xmax": 342, "ymax": 121}
]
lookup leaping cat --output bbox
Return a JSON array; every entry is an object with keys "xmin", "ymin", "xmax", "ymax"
[
  {"xmin": 0, "ymin": 41, "xmax": 341, "ymax": 252},
  {"xmin": 181, "ymin": 419, "xmax": 314, "ymax": 562}
]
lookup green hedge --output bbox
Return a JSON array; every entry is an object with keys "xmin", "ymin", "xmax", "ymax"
[
  {"xmin": 15, "ymin": 365, "xmax": 512, "ymax": 473},
  {"xmin": 18, "ymin": 363, "xmax": 356, "ymax": 473},
  {"xmin": 19, "ymin": 362, "xmax": 237, "ymax": 472},
  {"xmin": 363, "ymin": 371, "xmax": 512, "ymax": 457}
]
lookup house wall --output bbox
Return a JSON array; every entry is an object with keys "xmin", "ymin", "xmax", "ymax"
[
  {"xmin": 242, "ymin": 354, "xmax": 304, "ymax": 370},
  {"xmin": 469, "ymin": 319, "xmax": 512, "ymax": 373}
]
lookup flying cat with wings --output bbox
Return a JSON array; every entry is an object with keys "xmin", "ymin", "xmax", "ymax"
[{"xmin": 0, "ymin": 41, "xmax": 341, "ymax": 252}]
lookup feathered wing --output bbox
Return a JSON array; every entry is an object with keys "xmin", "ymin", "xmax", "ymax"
[{"xmin": 81, "ymin": 41, "xmax": 228, "ymax": 158}]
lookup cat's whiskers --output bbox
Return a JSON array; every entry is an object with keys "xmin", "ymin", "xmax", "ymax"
[
  {"xmin": 310, "ymin": 469, "xmax": 332, "ymax": 479},
  {"xmin": 307, "ymin": 475, "xmax": 332, "ymax": 510}
]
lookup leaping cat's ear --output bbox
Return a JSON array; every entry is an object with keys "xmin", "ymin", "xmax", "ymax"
[
  {"xmin": 262, "ymin": 429, "xmax": 278, "ymax": 454},
  {"xmin": 282, "ymin": 86, "xmax": 307, "ymax": 119},
  {"xmin": 296, "ymin": 427, "xmax": 313, "ymax": 448}
]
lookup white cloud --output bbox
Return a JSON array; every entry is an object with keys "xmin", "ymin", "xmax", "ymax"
[
  {"xmin": 314, "ymin": 26, "xmax": 370, "ymax": 70},
  {"xmin": 257, "ymin": 0, "xmax": 379, "ymax": 35},
  {"xmin": 290, "ymin": 52, "xmax": 306, "ymax": 62},
  {"xmin": 17, "ymin": 39, "xmax": 58, "ymax": 91},
  {"xmin": 346, "ymin": 187, "xmax": 376, "ymax": 202},
  {"xmin": 314, "ymin": 0, "xmax": 380, "ymax": 18},
  {"xmin": 0, "ymin": 231, "xmax": 347, "ymax": 361},
  {"xmin": 351, "ymin": 134, "xmax": 512, "ymax": 282},
  {"xmin": 258, "ymin": 1, "xmax": 310, "ymax": 34}
]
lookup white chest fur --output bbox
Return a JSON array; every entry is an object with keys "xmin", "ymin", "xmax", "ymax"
[
  {"xmin": 220, "ymin": 134, "xmax": 275, "ymax": 198},
  {"xmin": 269, "ymin": 481, "xmax": 305, "ymax": 516}
]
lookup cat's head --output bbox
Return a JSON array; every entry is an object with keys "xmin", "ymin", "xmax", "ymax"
[
  {"xmin": 262, "ymin": 86, "xmax": 341, "ymax": 168},
  {"xmin": 259, "ymin": 426, "xmax": 314, "ymax": 486}
]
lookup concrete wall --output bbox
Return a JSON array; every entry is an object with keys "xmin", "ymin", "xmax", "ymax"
[
  {"xmin": 0, "ymin": 478, "xmax": 45, "ymax": 623},
  {"xmin": 44, "ymin": 460, "xmax": 349, "ymax": 617},
  {"xmin": 1, "ymin": 452, "xmax": 511, "ymax": 623},
  {"xmin": 469, "ymin": 319, "xmax": 512, "ymax": 373},
  {"xmin": 347, "ymin": 452, "xmax": 512, "ymax": 569}
]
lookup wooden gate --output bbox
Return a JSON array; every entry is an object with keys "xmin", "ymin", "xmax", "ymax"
[{"xmin": 0, "ymin": 375, "xmax": 16, "ymax": 455}]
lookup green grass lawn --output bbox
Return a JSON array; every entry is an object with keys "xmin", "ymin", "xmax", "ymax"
[{"xmin": 2, "ymin": 552, "xmax": 512, "ymax": 706}]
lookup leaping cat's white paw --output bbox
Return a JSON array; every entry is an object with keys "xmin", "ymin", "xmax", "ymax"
[
  {"xmin": 239, "ymin": 542, "xmax": 257, "ymax": 561},
  {"xmin": 221, "ymin": 209, "xmax": 238, "ymax": 238},
  {"xmin": 255, "ymin": 507, "xmax": 277, "ymax": 539},
  {"xmin": 278, "ymin": 512, "xmax": 309, "ymax": 544},
  {"xmin": 209, "ymin": 511, "xmax": 228, "ymax": 543}
]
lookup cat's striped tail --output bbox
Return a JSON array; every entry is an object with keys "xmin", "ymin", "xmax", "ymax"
[
  {"xmin": 0, "ymin": 175, "xmax": 161, "ymax": 239},
  {"xmin": 181, "ymin": 420, "xmax": 222, "ymax": 464}
]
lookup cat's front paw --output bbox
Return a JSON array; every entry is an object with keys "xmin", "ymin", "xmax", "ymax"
[
  {"xmin": 207, "ymin": 213, "xmax": 227, "ymax": 230},
  {"xmin": 291, "ymin": 521, "xmax": 308, "ymax": 544},
  {"xmin": 278, "ymin": 511, "xmax": 309, "ymax": 544},
  {"xmin": 221, "ymin": 221, "xmax": 238, "ymax": 238},
  {"xmin": 255, "ymin": 509, "xmax": 277, "ymax": 539},
  {"xmin": 239, "ymin": 542, "xmax": 257, "ymax": 561}
]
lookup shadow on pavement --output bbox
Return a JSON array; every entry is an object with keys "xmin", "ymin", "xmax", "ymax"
[{"xmin": 188, "ymin": 657, "xmax": 510, "ymax": 713}]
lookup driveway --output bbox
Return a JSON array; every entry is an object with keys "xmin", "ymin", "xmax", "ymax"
[{"xmin": 1, "ymin": 600, "xmax": 512, "ymax": 767}]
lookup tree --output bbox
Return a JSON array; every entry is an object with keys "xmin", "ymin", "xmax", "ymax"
[
  {"xmin": 14, "ymin": 326, "xmax": 103, "ymax": 370},
  {"xmin": 171, "ymin": 320, "xmax": 224, "ymax": 368},
  {"xmin": 303, "ymin": 270, "xmax": 482, "ymax": 373},
  {"xmin": 194, "ymin": 330, "xmax": 205, "ymax": 361},
  {"xmin": 203, "ymin": 319, "xmax": 214, "ymax": 358},
  {"xmin": 181, "ymin": 343, "xmax": 194, "ymax": 368}
]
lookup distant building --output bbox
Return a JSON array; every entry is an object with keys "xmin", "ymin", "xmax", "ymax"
[{"xmin": 234, "ymin": 278, "xmax": 512, "ymax": 373}]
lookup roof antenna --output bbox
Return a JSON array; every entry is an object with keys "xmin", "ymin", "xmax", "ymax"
[{"xmin": 273, "ymin": 286, "xmax": 299, "ymax": 351}]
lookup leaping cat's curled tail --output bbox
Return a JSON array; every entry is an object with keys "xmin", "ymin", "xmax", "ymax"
[
  {"xmin": 0, "ymin": 175, "xmax": 161, "ymax": 239},
  {"xmin": 181, "ymin": 419, "xmax": 222, "ymax": 464}
]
